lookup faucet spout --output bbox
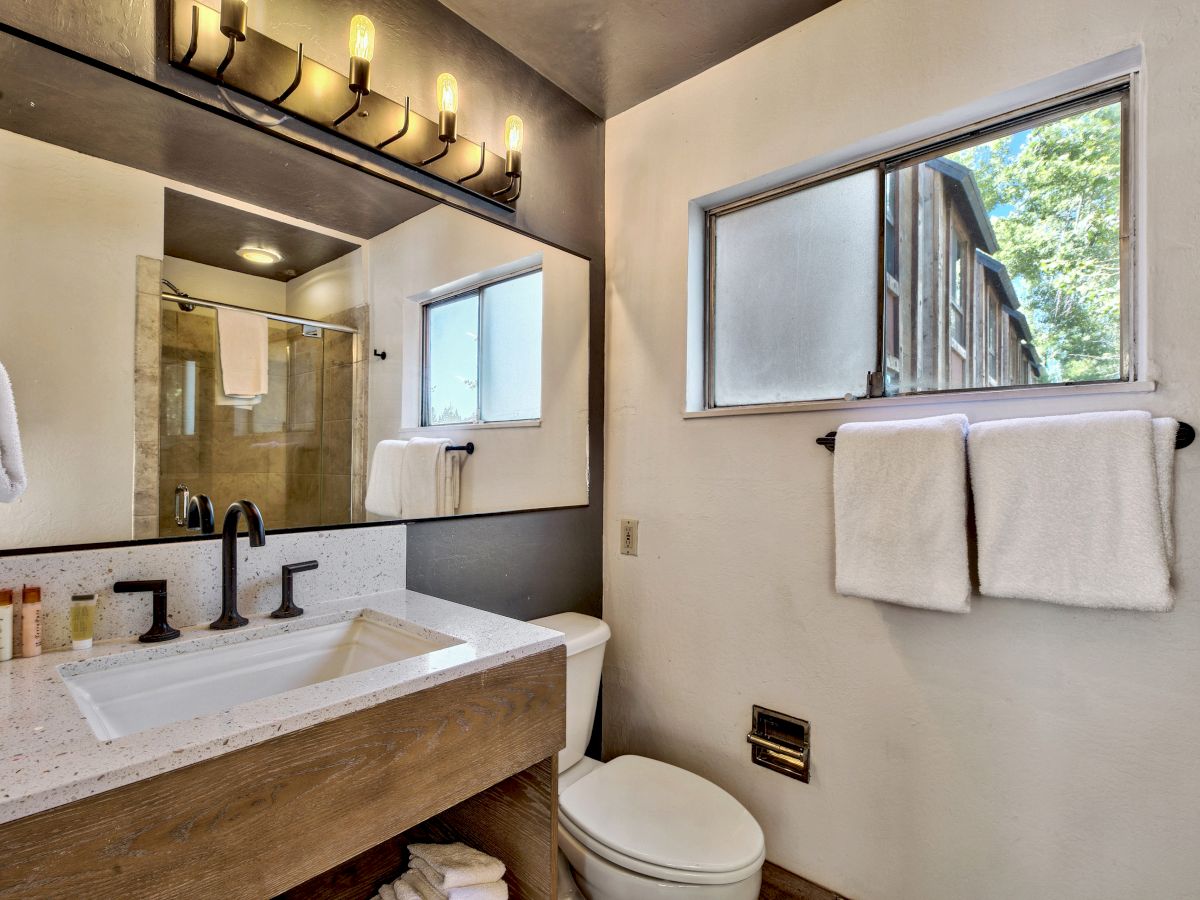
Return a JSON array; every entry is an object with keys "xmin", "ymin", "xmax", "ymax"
[{"xmin": 211, "ymin": 499, "xmax": 266, "ymax": 630}]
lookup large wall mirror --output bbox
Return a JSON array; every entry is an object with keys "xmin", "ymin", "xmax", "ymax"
[{"xmin": 0, "ymin": 28, "xmax": 589, "ymax": 551}]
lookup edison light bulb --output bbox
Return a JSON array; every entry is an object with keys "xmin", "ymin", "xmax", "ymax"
[
  {"xmin": 504, "ymin": 115, "xmax": 524, "ymax": 177},
  {"xmin": 504, "ymin": 115, "xmax": 524, "ymax": 153},
  {"xmin": 348, "ymin": 15, "xmax": 375, "ymax": 62},
  {"xmin": 436, "ymin": 73, "xmax": 459, "ymax": 142}
]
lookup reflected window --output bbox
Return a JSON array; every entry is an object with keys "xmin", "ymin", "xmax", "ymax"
[{"xmin": 422, "ymin": 269, "xmax": 542, "ymax": 426}]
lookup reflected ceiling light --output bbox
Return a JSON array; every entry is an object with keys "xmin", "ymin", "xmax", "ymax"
[
  {"xmin": 503, "ymin": 115, "xmax": 523, "ymax": 177},
  {"xmin": 237, "ymin": 246, "xmax": 282, "ymax": 265}
]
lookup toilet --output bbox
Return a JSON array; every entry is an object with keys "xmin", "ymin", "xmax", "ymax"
[{"xmin": 530, "ymin": 613, "xmax": 765, "ymax": 900}]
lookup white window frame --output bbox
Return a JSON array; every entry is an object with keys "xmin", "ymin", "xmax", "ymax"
[
  {"xmin": 420, "ymin": 266, "xmax": 543, "ymax": 427},
  {"xmin": 689, "ymin": 62, "xmax": 1145, "ymax": 418}
]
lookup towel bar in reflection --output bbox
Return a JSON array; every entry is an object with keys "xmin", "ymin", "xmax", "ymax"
[
  {"xmin": 447, "ymin": 443, "xmax": 475, "ymax": 455},
  {"xmin": 816, "ymin": 421, "xmax": 1195, "ymax": 452}
]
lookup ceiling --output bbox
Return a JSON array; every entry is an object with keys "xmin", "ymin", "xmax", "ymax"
[
  {"xmin": 437, "ymin": 0, "xmax": 841, "ymax": 118},
  {"xmin": 163, "ymin": 190, "xmax": 362, "ymax": 282}
]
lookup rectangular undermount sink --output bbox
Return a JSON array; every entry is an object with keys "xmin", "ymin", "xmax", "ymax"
[{"xmin": 61, "ymin": 613, "xmax": 459, "ymax": 741}]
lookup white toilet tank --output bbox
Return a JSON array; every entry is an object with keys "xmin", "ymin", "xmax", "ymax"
[{"xmin": 529, "ymin": 612, "xmax": 610, "ymax": 772}]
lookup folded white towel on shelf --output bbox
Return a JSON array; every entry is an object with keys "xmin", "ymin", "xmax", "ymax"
[
  {"xmin": 834, "ymin": 414, "xmax": 972, "ymax": 612},
  {"xmin": 216, "ymin": 306, "xmax": 269, "ymax": 398},
  {"xmin": 366, "ymin": 440, "xmax": 409, "ymax": 518},
  {"xmin": 400, "ymin": 438, "xmax": 451, "ymax": 519},
  {"xmin": 400, "ymin": 869, "xmax": 444, "ymax": 900},
  {"xmin": 390, "ymin": 880, "xmax": 421, "ymax": 900},
  {"xmin": 410, "ymin": 859, "xmax": 507, "ymax": 899},
  {"xmin": 969, "ymin": 410, "xmax": 1175, "ymax": 611},
  {"xmin": 406, "ymin": 843, "xmax": 507, "ymax": 890},
  {"xmin": 378, "ymin": 882, "xmax": 400, "ymax": 900},
  {"xmin": 0, "ymin": 362, "xmax": 28, "ymax": 503}
]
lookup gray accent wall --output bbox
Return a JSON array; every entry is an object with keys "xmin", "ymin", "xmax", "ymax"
[{"xmin": 3, "ymin": 0, "xmax": 604, "ymax": 621}]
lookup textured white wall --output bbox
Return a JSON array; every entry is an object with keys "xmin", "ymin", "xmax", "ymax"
[
  {"xmin": 0, "ymin": 130, "xmax": 162, "ymax": 549},
  {"xmin": 367, "ymin": 204, "xmax": 590, "ymax": 517},
  {"xmin": 603, "ymin": 2, "xmax": 1200, "ymax": 898}
]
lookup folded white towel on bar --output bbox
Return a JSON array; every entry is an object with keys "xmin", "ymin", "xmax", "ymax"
[
  {"xmin": 400, "ymin": 438, "xmax": 451, "ymax": 519},
  {"xmin": 216, "ymin": 306, "xmax": 269, "ymax": 398},
  {"xmin": 969, "ymin": 410, "xmax": 1175, "ymax": 611},
  {"xmin": 0, "ymin": 362, "xmax": 28, "ymax": 503},
  {"xmin": 366, "ymin": 440, "xmax": 408, "ymax": 518},
  {"xmin": 406, "ymin": 843, "xmax": 506, "ymax": 890},
  {"xmin": 834, "ymin": 414, "xmax": 972, "ymax": 613}
]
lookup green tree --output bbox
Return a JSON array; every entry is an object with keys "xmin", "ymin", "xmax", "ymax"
[{"xmin": 948, "ymin": 103, "xmax": 1122, "ymax": 383}]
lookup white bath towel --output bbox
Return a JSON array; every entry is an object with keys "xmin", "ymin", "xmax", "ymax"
[
  {"xmin": 401, "ymin": 438, "xmax": 450, "ymax": 518},
  {"xmin": 379, "ymin": 883, "xmax": 399, "ymax": 900},
  {"xmin": 443, "ymin": 448, "xmax": 464, "ymax": 515},
  {"xmin": 400, "ymin": 867, "xmax": 507, "ymax": 900},
  {"xmin": 0, "ymin": 362, "xmax": 28, "ymax": 503},
  {"xmin": 969, "ymin": 410, "xmax": 1174, "ymax": 611},
  {"xmin": 834, "ymin": 414, "xmax": 971, "ymax": 612},
  {"xmin": 410, "ymin": 860, "xmax": 507, "ymax": 899},
  {"xmin": 216, "ymin": 306, "xmax": 269, "ymax": 398},
  {"xmin": 391, "ymin": 880, "xmax": 421, "ymax": 900},
  {"xmin": 366, "ymin": 440, "xmax": 409, "ymax": 518},
  {"xmin": 1153, "ymin": 417, "xmax": 1179, "ymax": 564},
  {"xmin": 406, "ymin": 843, "xmax": 506, "ymax": 890}
]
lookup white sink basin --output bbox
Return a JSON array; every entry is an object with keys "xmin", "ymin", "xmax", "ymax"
[{"xmin": 61, "ymin": 613, "xmax": 458, "ymax": 740}]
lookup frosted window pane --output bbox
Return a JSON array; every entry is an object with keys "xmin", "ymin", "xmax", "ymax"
[
  {"xmin": 425, "ymin": 294, "xmax": 479, "ymax": 425},
  {"xmin": 712, "ymin": 171, "xmax": 879, "ymax": 405},
  {"xmin": 481, "ymin": 271, "xmax": 542, "ymax": 422}
]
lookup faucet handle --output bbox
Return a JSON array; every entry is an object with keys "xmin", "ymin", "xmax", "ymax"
[
  {"xmin": 272, "ymin": 561, "xmax": 318, "ymax": 619},
  {"xmin": 114, "ymin": 580, "xmax": 180, "ymax": 643}
]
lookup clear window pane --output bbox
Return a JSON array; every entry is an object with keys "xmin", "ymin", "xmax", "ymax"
[
  {"xmin": 885, "ymin": 99, "xmax": 1123, "ymax": 394},
  {"xmin": 425, "ymin": 293, "xmax": 479, "ymax": 425},
  {"xmin": 480, "ymin": 271, "xmax": 542, "ymax": 422},
  {"xmin": 711, "ymin": 170, "xmax": 879, "ymax": 405}
]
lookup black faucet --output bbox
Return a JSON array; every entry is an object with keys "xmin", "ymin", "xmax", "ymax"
[
  {"xmin": 211, "ymin": 500, "xmax": 266, "ymax": 630},
  {"xmin": 114, "ymin": 580, "xmax": 181, "ymax": 642},
  {"xmin": 185, "ymin": 493, "xmax": 217, "ymax": 534},
  {"xmin": 272, "ymin": 561, "xmax": 319, "ymax": 618}
]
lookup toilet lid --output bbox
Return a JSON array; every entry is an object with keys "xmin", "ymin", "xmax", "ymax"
[{"xmin": 558, "ymin": 755, "xmax": 764, "ymax": 878}]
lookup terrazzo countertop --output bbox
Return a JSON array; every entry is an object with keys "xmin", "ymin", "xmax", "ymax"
[{"xmin": 0, "ymin": 589, "xmax": 564, "ymax": 825}]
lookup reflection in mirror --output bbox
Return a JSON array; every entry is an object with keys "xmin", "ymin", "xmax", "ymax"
[{"xmin": 0, "ymin": 41, "xmax": 589, "ymax": 552}]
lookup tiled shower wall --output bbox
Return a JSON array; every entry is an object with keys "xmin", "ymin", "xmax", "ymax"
[{"xmin": 138, "ymin": 257, "xmax": 369, "ymax": 537}]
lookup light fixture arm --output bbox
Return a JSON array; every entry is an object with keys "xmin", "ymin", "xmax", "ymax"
[
  {"xmin": 419, "ymin": 141, "xmax": 452, "ymax": 167},
  {"xmin": 272, "ymin": 42, "xmax": 304, "ymax": 104},
  {"xmin": 457, "ymin": 141, "xmax": 487, "ymax": 184},
  {"xmin": 180, "ymin": 5, "xmax": 200, "ymax": 66},
  {"xmin": 332, "ymin": 91, "xmax": 363, "ymax": 127},
  {"xmin": 377, "ymin": 96, "xmax": 411, "ymax": 149}
]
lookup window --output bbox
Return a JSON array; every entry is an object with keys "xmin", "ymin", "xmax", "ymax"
[
  {"xmin": 704, "ymin": 80, "xmax": 1130, "ymax": 407},
  {"xmin": 422, "ymin": 269, "xmax": 542, "ymax": 426}
]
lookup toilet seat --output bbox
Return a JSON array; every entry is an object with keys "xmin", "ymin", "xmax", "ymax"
[{"xmin": 558, "ymin": 755, "xmax": 765, "ymax": 886}]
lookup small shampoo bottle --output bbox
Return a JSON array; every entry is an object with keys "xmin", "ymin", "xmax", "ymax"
[
  {"xmin": 20, "ymin": 586, "xmax": 41, "ymax": 657},
  {"xmin": 0, "ymin": 589, "xmax": 12, "ymax": 662},
  {"xmin": 70, "ymin": 594, "xmax": 96, "ymax": 650}
]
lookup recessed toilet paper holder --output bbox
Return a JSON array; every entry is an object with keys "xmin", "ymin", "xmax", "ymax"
[{"xmin": 747, "ymin": 705, "xmax": 810, "ymax": 783}]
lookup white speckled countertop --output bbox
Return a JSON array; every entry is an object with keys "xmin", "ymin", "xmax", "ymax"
[{"xmin": 0, "ymin": 589, "xmax": 564, "ymax": 825}]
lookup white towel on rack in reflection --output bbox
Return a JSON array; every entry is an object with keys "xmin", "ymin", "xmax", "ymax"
[
  {"xmin": 969, "ymin": 410, "xmax": 1175, "ymax": 611},
  {"xmin": 834, "ymin": 414, "xmax": 972, "ymax": 612},
  {"xmin": 401, "ymin": 437, "xmax": 450, "ymax": 518},
  {"xmin": 443, "ymin": 447, "xmax": 464, "ymax": 515},
  {"xmin": 216, "ymin": 306, "xmax": 269, "ymax": 399},
  {"xmin": 1153, "ymin": 417, "xmax": 1179, "ymax": 564},
  {"xmin": 0, "ymin": 362, "xmax": 28, "ymax": 503},
  {"xmin": 366, "ymin": 440, "xmax": 408, "ymax": 518}
]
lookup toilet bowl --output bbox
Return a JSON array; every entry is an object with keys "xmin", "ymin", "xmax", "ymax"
[{"xmin": 530, "ymin": 613, "xmax": 765, "ymax": 900}]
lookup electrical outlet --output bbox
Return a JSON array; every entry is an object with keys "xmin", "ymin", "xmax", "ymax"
[{"xmin": 620, "ymin": 518, "xmax": 639, "ymax": 556}]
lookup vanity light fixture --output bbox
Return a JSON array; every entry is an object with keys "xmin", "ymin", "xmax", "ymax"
[
  {"xmin": 421, "ymin": 73, "xmax": 459, "ymax": 165},
  {"xmin": 215, "ymin": 0, "xmax": 249, "ymax": 78},
  {"xmin": 170, "ymin": 2, "xmax": 522, "ymax": 207},
  {"xmin": 237, "ymin": 246, "xmax": 282, "ymax": 265},
  {"xmin": 335, "ymin": 14, "xmax": 376, "ymax": 126}
]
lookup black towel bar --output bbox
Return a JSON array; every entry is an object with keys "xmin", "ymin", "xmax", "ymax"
[
  {"xmin": 817, "ymin": 421, "xmax": 1195, "ymax": 453},
  {"xmin": 447, "ymin": 442, "xmax": 475, "ymax": 455}
]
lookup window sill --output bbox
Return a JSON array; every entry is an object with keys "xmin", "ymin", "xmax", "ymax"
[
  {"xmin": 682, "ymin": 380, "xmax": 1156, "ymax": 419},
  {"xmin": 400, "ymin": 419, "xmax": 542, "ymax": 432}
]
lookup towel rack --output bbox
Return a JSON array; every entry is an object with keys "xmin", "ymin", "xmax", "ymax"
[
  {"xmin": 816, "ymin": 421, "xmax": 1195, "ymax": 453},
  {"xmin": 448, "ymin": 442, "xmax": 475, "ymax": 455}
]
